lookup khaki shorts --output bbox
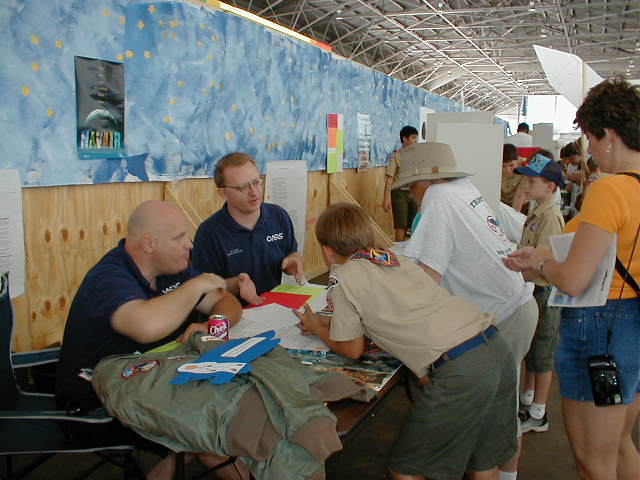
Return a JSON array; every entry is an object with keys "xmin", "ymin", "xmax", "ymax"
[
  {"xmin": 390, "ymin": 189, "xmax": 418, "ymax": 230},
  {"xmin": 525, "ymin": 286, "xmax": 561, "ymax": 373},
  {"xmin": 389, "ymin": 333, "xmax": 517, "ymax": 479}
]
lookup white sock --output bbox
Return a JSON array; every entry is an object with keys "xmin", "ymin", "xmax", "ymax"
[
  {"xmin": 529, "ymin": 403, "xmax": 546, "ymax": 419},
  {"xmin": 499, "ymin": 471, "xmax": 517, "ymax": 480},
  {"xmin": 520, "ymin": 389, "xmax": 534, "ymax": 406}
]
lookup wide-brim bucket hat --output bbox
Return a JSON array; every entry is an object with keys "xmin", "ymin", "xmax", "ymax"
[{"xmin": 391, "ymin": 142, "xmax": 472, "ymax": 190}]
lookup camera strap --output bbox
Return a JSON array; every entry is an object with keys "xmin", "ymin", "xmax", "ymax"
[{"xmin": 607, "ymin": 172, "xmax": 640, "ymax": 349}]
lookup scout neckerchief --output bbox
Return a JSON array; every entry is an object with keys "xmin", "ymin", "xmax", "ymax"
[{"xmin": 352, "ymin": 248, "xmax": 400, "ymax": 267}]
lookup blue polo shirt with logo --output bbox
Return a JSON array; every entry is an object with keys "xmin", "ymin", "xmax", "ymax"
[
  {"xmin": 192, "ymin": 203, "xmax": 298, "ymax": 296},
  {"xmin": 56, "ymin": 239, "xmax": 200, "ymax": 410}
]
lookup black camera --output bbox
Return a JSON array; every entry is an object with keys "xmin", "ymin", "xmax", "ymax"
[{"xmin": 588, "ymin": 354, "xmax": 623, "ymax": 407}]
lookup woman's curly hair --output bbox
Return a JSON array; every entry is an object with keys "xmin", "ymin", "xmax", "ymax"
[{"xmin": 574, "ymin": 76, "xmax": 640, "ymax": 152}]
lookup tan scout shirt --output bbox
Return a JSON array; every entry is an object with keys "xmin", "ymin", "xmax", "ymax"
[
  {"xmin": 519, "ymin": 196, "xmax": 565, "ymax": 286},
  {"xmin": 327, "ymin": 255, "xmax": 494, "ymax": 379},
  {"xmin": 385, "ymin": 151, "xmax": 409, "ymax": 191},
  {"xmin": 501, "ymin": 174, "xmax": 524, "ymax": 206}
]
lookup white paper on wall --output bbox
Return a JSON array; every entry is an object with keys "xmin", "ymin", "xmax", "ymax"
[{"xmin": 0, "ymin": 169, "xmax": 25, "ymax": 298}]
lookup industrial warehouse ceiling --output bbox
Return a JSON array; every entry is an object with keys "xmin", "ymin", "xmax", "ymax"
[{"xmin": 227, "ymin": 0, "xmax": 640, "ymax": 114}]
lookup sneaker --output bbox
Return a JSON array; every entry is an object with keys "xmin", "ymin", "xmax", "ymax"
[
  {"xmin": 521, "ymin": 411, "xmax": 549, "ymax": 433},
  {"xmin": 518, "ymin": 401, "xmax": 530, "ymax": 418}
]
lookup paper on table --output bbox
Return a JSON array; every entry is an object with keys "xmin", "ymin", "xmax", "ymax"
[
  {"xmin": 230, "ymin": 303, "xmax": 329, "ymax": 352},
  {"xmin": 547, "ymin": 233, "xmax": 616, "ymax": 307},
  {"xmin": 271, "ymin": 283, "xmax": 326, "ymax": 301},
  {"xmin": 244, "ymin": 291, "xmax": 311, "ymax": 310}
]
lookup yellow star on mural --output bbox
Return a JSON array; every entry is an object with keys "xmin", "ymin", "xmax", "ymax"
[
  {"xmin": 197, "ymin": 40, "xmax": 204, "ymax": 47},
  {"xmin": 21, "ymin": 86, "xmax": 30, "ymax": 96},
  {"xmin": 177, "ymin": 80, "xmax": 185, "ymax": 87},
  {"xmin": 125, "ymin": 50, "xmax": 134, "ymax": 58},
  {"xmin": 117, "ymin": 54, "xmax": 124, "ymax": 61},
  {"xmin": 209, "ymin": 80, "xmax": 215, "ymax": 88},
  {"xmin": 137, "ymin": 20, "xmax": 145, "ymax": 30},
  {"xmin": 119, "ymin": 16, "xmax": 126, "ymax": 25},
  {"xmin": 159, "ymin": 19, "xmax": 165, "ymax": 26},
  {"xmin": 144, "ymin": 50, "xmax": 152, "ymax": 59},
  {"xmin": 202, "ymin": 88, "xmax": 209, "ymax": 94},
  {"xmin": 46, "ymin": 109, "xmax": 55, "ymax": 117},
  {"xmin": 31, "ymin": 62, "xmax": 40, "ymax": 72},
  {"xmin": 225, "ymin": 132, "xmax": 233, "ymax": 140},
  {"xmin": 231, "ymin": 104, "xmax": 238, "ymax": 111},
  {"xmin": 170, "ymin": 19, "xmax": 179, "ymax": 28},
  {"xmin": 169, "ymin": 32, "xmax": 176, "ymax": 40},
  {"xmin": 211, "ymin": 35, "xmax": 217, "ymax": 41},
  {"xmin": 55, "ymin": 39, "xmax": 63, "ymax": 48},
  {"xmin": 207, "ymin": 53, "xmax": 213, "ymax": 61},
  {"xmin": 30, "ymin": 35, "xmax": 40, "ymax": 45},
  {"xmin": 250, "ymin": 126, "xmax": 255, "ymax": 135},
  {"xmin": 148, "ymin": 5, "xmax": 156, "ymax": 14},
  {"xmin": 217, "ymin": 82, "xmax": 222, "ymax": 89},
  {"xmin": 103, "ymin": 8, "xmax": 110, "ymax": 17},
  {"xmin": 199, "ymin": 23, "xmax": 205, "ymax": 30},
  {"xmin": 163, "ymin": 116, "xmax": 172, "ymax": 123},
  {"xmin": 170, "ymin": 98, "xmax": 177, "ymax": 105}
]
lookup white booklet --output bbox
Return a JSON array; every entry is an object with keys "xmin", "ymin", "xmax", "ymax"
[{"xmin": 547, "ymin": 233, "xmax": 616, "ymax": 307}]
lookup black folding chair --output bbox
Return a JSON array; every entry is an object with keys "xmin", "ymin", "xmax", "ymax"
[{"xmin": 0, "ymin": 272, "xmax": 142, "ymax": 480}]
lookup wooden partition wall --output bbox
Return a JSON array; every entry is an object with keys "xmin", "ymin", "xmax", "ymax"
[{"xmin": 12, "ymin": 167, "xmax": 394, "ymax": 352}]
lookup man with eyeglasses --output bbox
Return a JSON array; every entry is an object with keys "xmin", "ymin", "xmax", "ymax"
[{"xmin": 192, "ymin": 152, "xmax": 304, "ymax": 305}]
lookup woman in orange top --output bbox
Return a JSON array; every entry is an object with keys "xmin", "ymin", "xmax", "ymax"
[{"xmin": 504, "ymin": 77, "xmax": 639, "ymax": 480}]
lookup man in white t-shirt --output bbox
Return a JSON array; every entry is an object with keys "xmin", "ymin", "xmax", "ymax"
[
  {"xmin": 505, "ymin": 122, "xmax": 533, "ymax": 148},
  {"xmin": 392, "ymin": 142, "xmax": 538, "ymax": 480}
]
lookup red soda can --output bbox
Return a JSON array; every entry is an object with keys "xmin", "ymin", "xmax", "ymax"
[{"xmin": 207, "ymin": 314, "xmax": 229, "ymax": 340}]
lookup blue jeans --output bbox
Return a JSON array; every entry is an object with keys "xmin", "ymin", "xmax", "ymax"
[{"xmin": 555, "ymin": 298, "xmax": 640, "ymax": 404}]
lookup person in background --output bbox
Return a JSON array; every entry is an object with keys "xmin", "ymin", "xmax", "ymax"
[
  {"xmin": 511, "ymin": 154, "xmax": 565, "ymax": 434},
  {"xmin": 501, "ymin": 143, "xmax": 526, "ymax": 211},
  {"xmin": 295, "ymin": 203, "xmax": 517, "ymax": 480},
  {"xmin": 383, "ymin": 126, "xmax": 419, "ymax": 241},
  {"xmin": 192, "ymin": 152, "xmax": 304, "ymax": 305},
  {"xmin": 396, "ymin": 142, "xmax": 538, "ymax": 480},
  {"xmin": 505, "ymin": 122, "xmax": 533, "ymax": 148},
  {"xmin": 504, "ymin": 76, "xmax": 640, "ymax": 480},
  {"xmin": 586, "ymin": 156, "xmax": 606, "ymax": 188},
  {"xmin": 560, "ymin": 142, "xmax": 589, "ymax": 218}
]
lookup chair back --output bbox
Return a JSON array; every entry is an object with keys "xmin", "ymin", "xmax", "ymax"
[{"xmin": 0, "ymin": 271, "xmax": 19, "ymax": 409}]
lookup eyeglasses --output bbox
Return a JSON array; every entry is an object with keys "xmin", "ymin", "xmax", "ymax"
[{"xmin": 222, "ymin": 177, "xmax": 264, "ymax": 195}]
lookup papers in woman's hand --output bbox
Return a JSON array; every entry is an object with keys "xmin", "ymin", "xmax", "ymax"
[{"xmin": 547, "ymin": 233, "xmax": 616, "ymax": 307}]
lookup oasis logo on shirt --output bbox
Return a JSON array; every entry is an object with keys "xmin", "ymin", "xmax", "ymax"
[
  {"xmin": 162, "ymin": 282, "xmax": 181, "ymax": 295},
  {"xmin": 266, "ymin": 232, "xmax": 284, "ymax": 242}
]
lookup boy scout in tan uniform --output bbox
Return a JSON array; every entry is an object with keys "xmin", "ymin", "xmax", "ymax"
[
  {"xmin": 513, "ymin": 153, "xmax": 565, "ymax": 433},
  {"xmin": 294, "ymin": 203, "xmax": 518, "ymax": 480}
]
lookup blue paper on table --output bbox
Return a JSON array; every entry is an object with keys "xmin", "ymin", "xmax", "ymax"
[{"xmin": 171, "ymin": 331, "xmax": 280, "ymax": 385}]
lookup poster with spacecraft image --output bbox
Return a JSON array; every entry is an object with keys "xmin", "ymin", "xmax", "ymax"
[{"xmin": 75, "ymin": 56, "xmax": 126, "ymax": 160}]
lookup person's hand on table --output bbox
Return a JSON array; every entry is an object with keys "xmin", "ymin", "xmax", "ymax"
[
  {"xmin": 293, "ymin": 303, "xmax": 330, "ymax": 336},
  {"xmin": 176, "ymin": 321, "xmax": 209, "ymax": 343},
  {"xmin": 238, "ymin": 273, "xmax": 265, "ymax": 305}
]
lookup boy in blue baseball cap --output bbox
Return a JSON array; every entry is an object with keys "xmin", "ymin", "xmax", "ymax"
[{"xmin": 514, "ymin": 151, "xmax": 566, "ymax": 433}]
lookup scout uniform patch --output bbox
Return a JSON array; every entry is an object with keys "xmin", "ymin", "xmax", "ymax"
[
  {"xmin": 121, "ymin": 360, "xmax": 159, "ymax": 379},
  {"xmin": 327, "ymin": 275, "xmax": 340, "ymax": 290},
  {"xmin": 352, "ymin": 248, "xmax": 400, "ymax": 267}
]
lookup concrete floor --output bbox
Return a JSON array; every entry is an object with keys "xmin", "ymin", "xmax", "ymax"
[{"xmin": 7, "ymin": 371, "xmax": 629, "ymax": 479}]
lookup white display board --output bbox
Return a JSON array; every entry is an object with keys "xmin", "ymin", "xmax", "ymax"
[
  {"xmin": 418, "ymin": 106, "xmax": 435, "ymax": 143},
  {"xmin": 427, "ymin": 111, "xmax": 494, "ymax": 141},
  {"xmin": 0, "ymin": 169, "xmax": 25, "ymax": 298},
  {"xmin": 436, "ymin": 123, "xmax": 503, "ymax": 214},
  {"xmin": 532, "ymin": 123, "xmax": 554, "ymax": 151}
]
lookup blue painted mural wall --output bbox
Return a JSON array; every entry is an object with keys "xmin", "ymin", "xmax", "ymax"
[{"xmin": 1, "ymin": 0, "xmax": 477, "ymax": 187}]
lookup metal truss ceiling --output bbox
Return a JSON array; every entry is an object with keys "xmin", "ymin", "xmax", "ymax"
[{"xmin": 228, "ymin": 0, "xmax": 639, "ymax": 114}]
